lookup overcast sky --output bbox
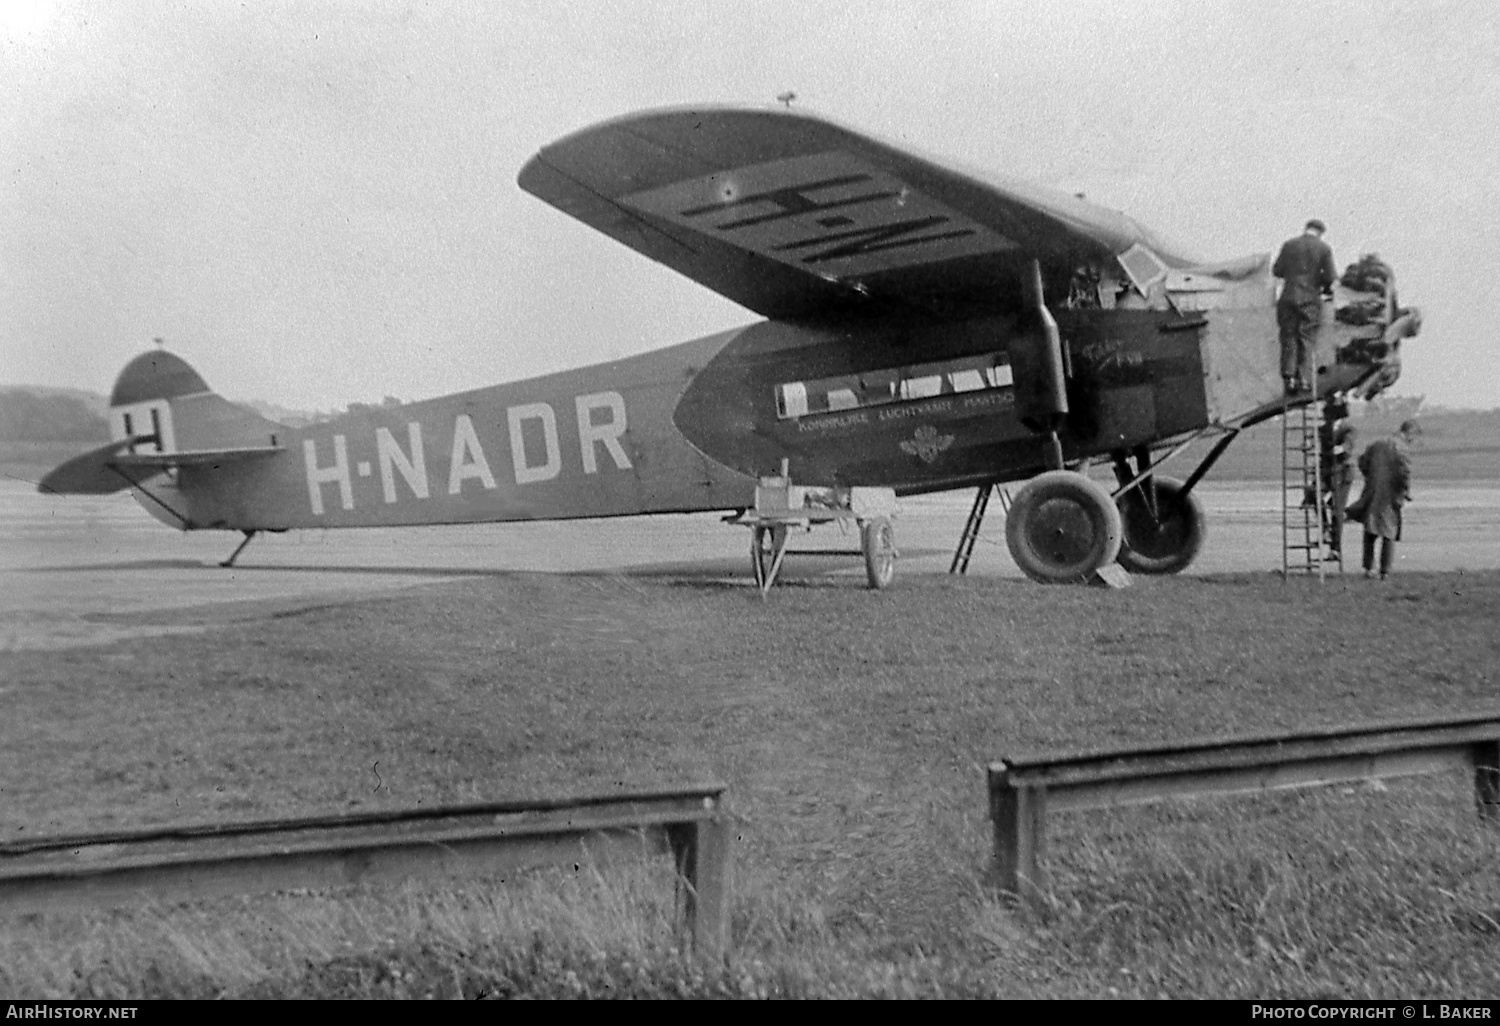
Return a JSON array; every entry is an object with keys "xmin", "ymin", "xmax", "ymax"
[{"xmin": 4, "ymin": 0, "xmax": 1497, "ymax": 410}]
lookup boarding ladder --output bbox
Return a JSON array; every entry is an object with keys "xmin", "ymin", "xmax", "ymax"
[
  {"xmin": 1281, "ymin": 401, "xmax": 1330, "ymax": 579},
  {"xmin": 950, "ymin": 483, "xmax": 1011, "ymax": 574}
]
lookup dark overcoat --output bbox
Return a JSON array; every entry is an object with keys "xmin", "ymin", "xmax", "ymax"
[
  {"xmin": 1273, "ymin": 233, "xmax": 1337, "ymax": 307},
  {"xmin": 1351, "ymin": 438, "xmax": 1410, "ymax": 540}
]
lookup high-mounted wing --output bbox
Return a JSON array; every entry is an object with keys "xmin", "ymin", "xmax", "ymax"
[{"xmin": 519, "ymin": 106, "xmax": 1202, "ymax": 321}]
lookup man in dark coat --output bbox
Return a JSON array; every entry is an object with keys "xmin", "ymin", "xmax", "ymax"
[
  {"xmin": 1348, "ymin": 420, "xmax": 1415, "ymax": 579},
  {"xmin": 1273, "ymin": 219, "xmax": 1338, "ymax": 394}
]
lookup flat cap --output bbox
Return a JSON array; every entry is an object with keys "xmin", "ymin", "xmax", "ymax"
[{"xmin": 1305, "ymin": 218, "xmax": 1327, "ymax": 233}]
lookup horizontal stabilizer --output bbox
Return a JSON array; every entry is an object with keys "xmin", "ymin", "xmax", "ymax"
[
  {"xmin": 38, "ymin": 441, "xmax": 284, "ymax": 495},
  {"xmin": 37, "ymin": 438, "xmax": 142, "ymax": 495},
  {"xmin": 114, "ymin": 445, "xmax": 284, "ymax": 468}
]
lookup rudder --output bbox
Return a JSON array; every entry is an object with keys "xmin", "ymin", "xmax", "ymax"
[
  {"xmin": 39, "ymin": 350, "xmax": 285, "ymax": 501},
  {"xmin": 107, "ymin": 350, "xmax": 282, "ymax": 456}
]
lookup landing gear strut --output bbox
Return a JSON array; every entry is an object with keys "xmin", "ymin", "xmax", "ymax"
[
  {"xmin": 1111, "ymin": 448, "xmax": 1207, "ymax": 575},
  {"xmin": 950, "ymin": 483, "xmax": 1008, "ymax": 575},
  {"xmin": 1115, "ymin": 475, "xmax": 1205, "ymax": 575}
]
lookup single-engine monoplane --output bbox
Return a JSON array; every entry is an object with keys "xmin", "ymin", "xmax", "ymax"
[{"xmin": 40, "ymin": 106, "xmax": 1417, "ymax": 587}]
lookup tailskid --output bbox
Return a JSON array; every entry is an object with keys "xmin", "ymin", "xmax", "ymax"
[{"xmin": 220, "ymin": 530, "xmax": 258, "ymax": 568}]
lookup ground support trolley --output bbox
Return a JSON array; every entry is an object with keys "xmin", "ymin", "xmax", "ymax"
[{"xmin": 728, "ymin": 469, "xmax": 899, "ymax": 596}]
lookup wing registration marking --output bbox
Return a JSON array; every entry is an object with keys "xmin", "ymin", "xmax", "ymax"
[{"xmin": 624, "ymin": 152, "xmax": 1015, "ymax": 277}]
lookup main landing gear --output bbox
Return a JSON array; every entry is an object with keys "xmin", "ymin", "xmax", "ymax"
[
  {"xmin": 959, "ymin": 449, "xmax": 1212, "ymax": 584},
  {"xmin": 1110, "ymin": 447, "xmax": 1208, "ymax": 576},
  {"xmin": 1114, "ymin": 474, "xmax": 1205, "ymax": 575},
  {"xmin": 1004, "ymin": 470, "xmax": 1123, "ymax": 584}
]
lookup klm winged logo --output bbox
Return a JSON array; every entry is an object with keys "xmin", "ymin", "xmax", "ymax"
[{"xmin": 899, "ymin": 425, "xmax": 954, "ymax": 464}]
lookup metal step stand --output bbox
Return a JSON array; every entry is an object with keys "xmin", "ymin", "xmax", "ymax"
[
  {"xmin": 949, "ymin": 483, "xmax": 1011, "ymax": 575},
  {"xmin": 1281, "ymin": 400, "xmax": 1326, "ymax": 580}
]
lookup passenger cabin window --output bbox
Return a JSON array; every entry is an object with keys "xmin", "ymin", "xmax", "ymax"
[
  {"xmin": 899, "ymin": 375, "xmax": 943, "ymax": 401},
  {"xmin": 774, "ymin": 352, "xmax": 1013, "ymax": 420},
  {"xmin": 776, "ymin": 382, "xmax": 809, "ymax": 419}
]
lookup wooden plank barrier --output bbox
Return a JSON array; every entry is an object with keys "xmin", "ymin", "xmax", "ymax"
[
  {"xmin": 0, "ymin": 783, "xmax": 733, "ymax": 959},
  {"xmin": 990, "ymin": 713, "xmax": 1500, "ymax": 903}
]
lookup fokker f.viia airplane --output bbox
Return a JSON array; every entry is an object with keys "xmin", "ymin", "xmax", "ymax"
[{"xmin": 41, "ymin": 106, "xmax": 1417, "ymax": 589}]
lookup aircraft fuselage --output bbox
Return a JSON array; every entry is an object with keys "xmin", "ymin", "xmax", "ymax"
[
  {"xmin": 119, "ymin": 295, "xmax": 1378, "ymax": 533},
  {"xmin": 676, "ymin": 307, "xmax": 1218, "ymax": 494}
]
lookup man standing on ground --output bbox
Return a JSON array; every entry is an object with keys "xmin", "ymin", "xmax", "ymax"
[
  {"xmin": 1349, "ymin": 420, "xmax": 1415, "ymax": 579},
  {"xmin": 1318, "ymin": 397, "xmax": 1356, "ymax": 556},
  {"xmin": 1273, "ymin": 219, "xmax": 1338, "ymax": 395}
]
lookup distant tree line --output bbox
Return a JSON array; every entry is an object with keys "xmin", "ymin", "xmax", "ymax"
[
  {"xmin": 0, "ymin": 387, "xmax": 415, "ymax": 443},
  {"xmin": 0, "ymin": 389, "xmax": 109, "ymax": 443}
]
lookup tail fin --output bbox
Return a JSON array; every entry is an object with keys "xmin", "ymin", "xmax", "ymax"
[
  {"xmin": 39, "ymin": 350, "xmax": 285, "ymax": 496},
  {"xmin": 107, "ymin": 350, "xmax": 284, "ymax": 454}
]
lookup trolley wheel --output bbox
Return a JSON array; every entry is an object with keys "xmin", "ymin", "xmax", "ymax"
[{"xmin": 861, "ymin": 516, "xmax": 897, "ymax": 590}]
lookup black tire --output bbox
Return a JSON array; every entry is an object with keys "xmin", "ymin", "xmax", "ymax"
[
  {"xmin": 1005, "ymin": 470, "xmax": 1123, "ymax": 584},
  {"xmin": 861, "ymin": 517, "xmax": 896, "ymax": 590},
  {"xmin": 1115, "ymin": 475, "xmax": 1205, "ymax": 575}
]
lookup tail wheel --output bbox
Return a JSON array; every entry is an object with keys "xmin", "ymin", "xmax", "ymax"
[
  {"xmin": 861, "ymin": 517, "xmax": 897, "ymax": 590},
  {"xmin": 1005, "ymin": 470, "xmax": 1123, "ymax": 584},
  {"xmin": 751, "ymin": 524, "xmax": 788, "ymax": 588},
  {"xmin": 1116, "ymin": 475, "xmax": 1205, "ymax": 575}
]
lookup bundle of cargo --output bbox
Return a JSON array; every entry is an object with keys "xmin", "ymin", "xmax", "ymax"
[
  {"xmin": 1339, "ymin": 252, "xmax": 1393, "ymax": 294},
  {"xmin": 1336, "ymin": 296, "xmax": 1387, "ymax": 326}
]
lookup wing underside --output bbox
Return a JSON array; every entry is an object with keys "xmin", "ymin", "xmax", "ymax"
[{"xmin": 519, "ymin": 106, "xmax": 1204, "ymax": 321}]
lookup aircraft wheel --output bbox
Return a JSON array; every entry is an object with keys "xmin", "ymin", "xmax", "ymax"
[
  {"xmin": 861, "ymin": 517, "xmax": 897, "ymax": 590},
  {"xmin": 1116, "ymin": 475, "xmax": 1205, "ymax": 575},
  {"xmin": 751, "ymin": 524, "xmax": 788, "ymax": 588},
  {"xmin": 1005, "ymin": 470, "xmax": 1123, "ymax": 584}
]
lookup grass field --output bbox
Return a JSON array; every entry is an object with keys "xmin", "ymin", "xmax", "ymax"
[{"xmin": 3, "ymin": 568, "xmax": 1499, "ymax": 997}]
